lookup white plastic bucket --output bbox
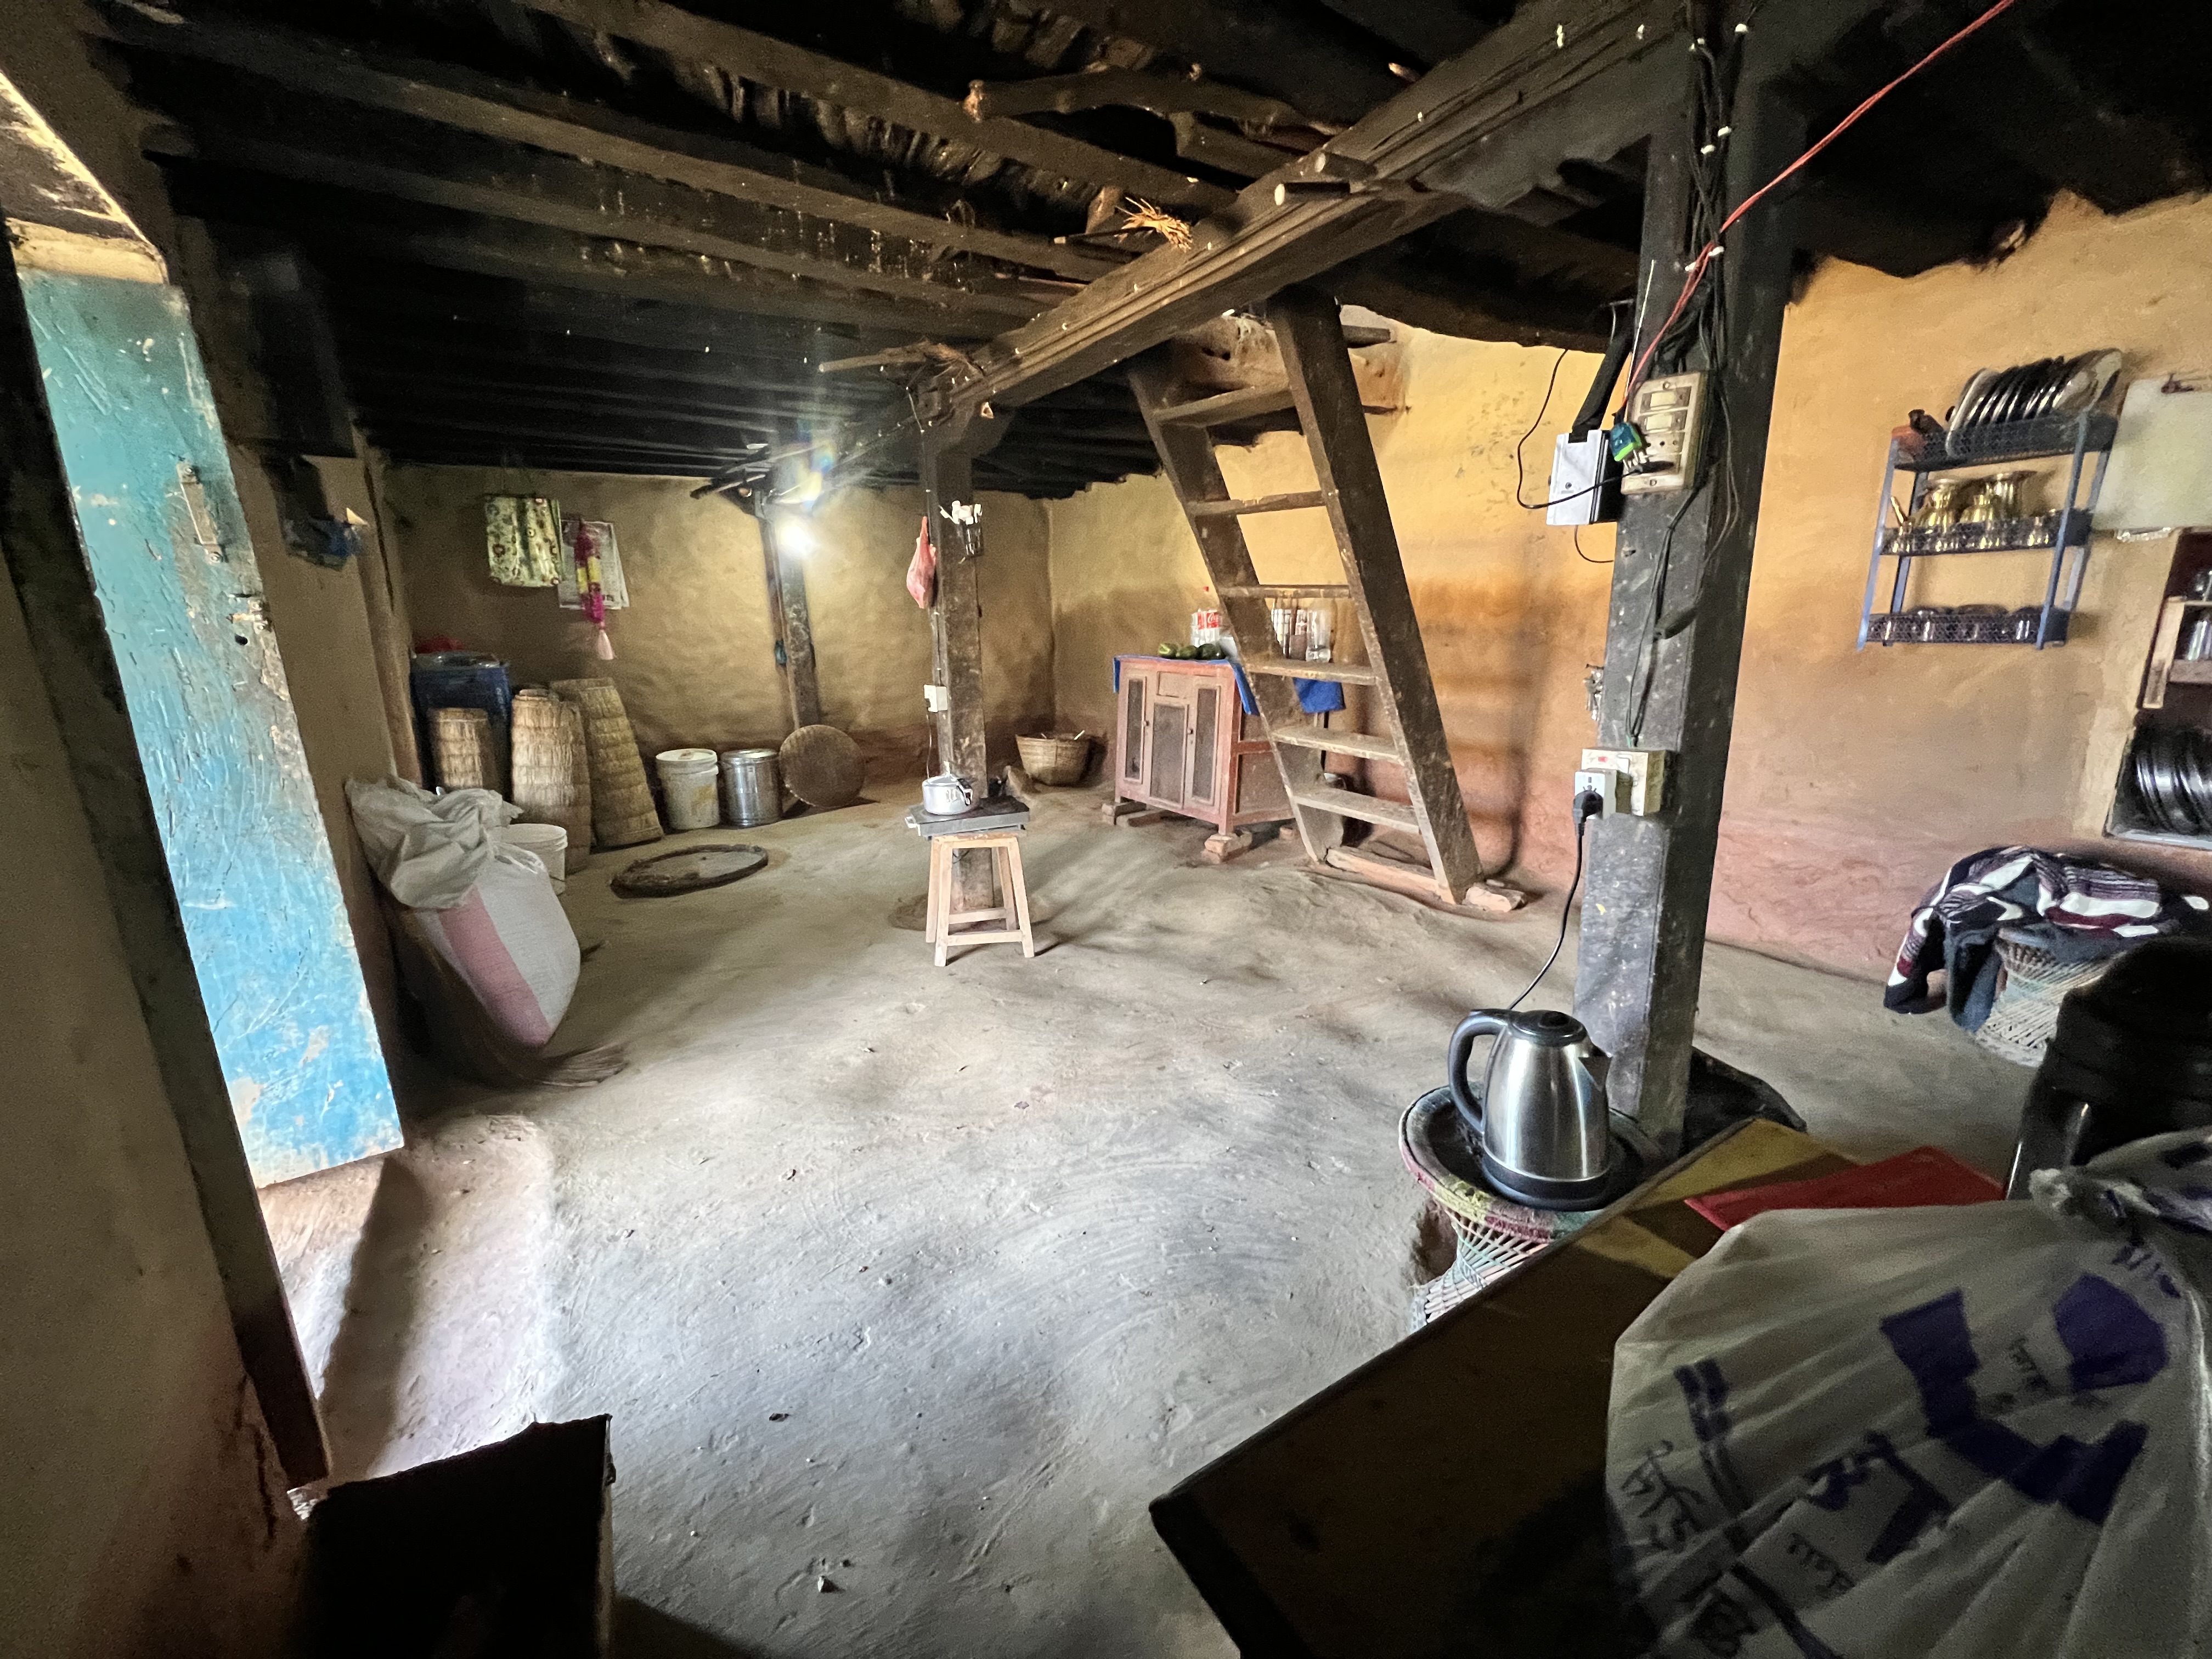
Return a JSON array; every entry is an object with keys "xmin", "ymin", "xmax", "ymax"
[
  {"xmin": 495, "ymin": 821, "xmax": 568, "ymax": 881},
  {"xmin": 655, "ymin": 747, "xmax": 722, "ymax": 831}
]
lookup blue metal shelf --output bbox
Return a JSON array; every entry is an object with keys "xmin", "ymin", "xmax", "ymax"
[{"xmin": 1858, "ymin": 408, "xmax": 2114, "ymax": 651}]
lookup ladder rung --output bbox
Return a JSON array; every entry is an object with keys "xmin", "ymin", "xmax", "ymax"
[
  {"xmin": 1290, "ymin": 788, "xmax": 1418, "ymax": 832},
  {"xmin": 1153, "ymin": 382, "xmax": 1297, "ymax": 426},
  {"xmin": 1239, "ymin": 655, "xmax": 1378, "ymax": 685},
  {"xmin": 1269, "ymin": 725, "xmax": 1402, "ymax": 763},
  {"xmin": 1187, "ymin": 490, "xmax": 1327, "ymax": 518},
  {"xmin": 1216, "ymin": 583, "xmax": 1352, "ymax": 598}
]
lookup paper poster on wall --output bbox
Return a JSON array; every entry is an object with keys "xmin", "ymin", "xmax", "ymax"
[
  {"xmin": 557, "ymin": 517, "xmax": 630, "ymax": 608},
  {"xmin": 2097, "ymin": 379, "xmax": 2212, "ymax": 531}
]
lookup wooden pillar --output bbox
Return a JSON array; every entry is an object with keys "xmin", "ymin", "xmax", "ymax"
[
  {"xmin": 0, "ymin": 235, "xmax": 328, "ymax": 1483},
  {"xmin": 1572, "ymin": 64, "xmax": 1805, "ymax": 1151},
  {"xmin": 920, "ymin": 416, "xmax": 1001, "ymax": 794},
  {"xmin": 763, "ymin": 435, "xmax": 823, "ymax": 731}
]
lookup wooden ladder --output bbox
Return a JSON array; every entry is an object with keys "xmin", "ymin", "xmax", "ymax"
[{"xmin": 1130, "ymin": 287, "xmax": 1483, "ymax": 906}]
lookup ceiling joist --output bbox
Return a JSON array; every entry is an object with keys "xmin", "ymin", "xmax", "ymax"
[{"xmin": 508, "ymin": 0, "xmax": 1231, "ymax": 210}]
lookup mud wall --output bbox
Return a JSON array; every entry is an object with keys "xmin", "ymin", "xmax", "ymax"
[
  {"xmin": 0, "ymin": 545, "xmax": 304, "ymax": 1656},
  {"xmin": 380, "ymin": 465, "xmax": 1056, "ymax": 780},
  {"xmin": 1049, "ymin": 192, "xmax": 2212, "ymax": 975}
]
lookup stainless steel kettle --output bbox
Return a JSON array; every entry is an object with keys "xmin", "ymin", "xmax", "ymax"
[{"xmin": 1447, "ymin": 1007, "xmax": 1615, "ymax": 1209}]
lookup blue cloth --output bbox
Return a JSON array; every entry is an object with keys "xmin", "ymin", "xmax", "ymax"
[{"xmin": 1110, "ymin": 654, "xmax": 1343, "ymax": 715}]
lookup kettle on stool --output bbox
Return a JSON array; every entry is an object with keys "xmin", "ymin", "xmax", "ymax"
[{"xmin": 1448, "ymin": 1007, "xmax": 1617, "ymax": 1209}]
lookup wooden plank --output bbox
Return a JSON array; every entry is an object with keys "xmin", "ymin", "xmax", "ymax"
[
  {"xmin": 0, "ymin": 238, "xmax": 328, "ymax": 1482},
  {"xmin": 157, "ymin": 116, "xmax": 1049, "ymax": 319},
  {"xmin": 98, "ymin": 5, "xmax": 1114, "ymax": 280},
  {"xmin": 1023, "ymin": 0, "xmax": 1404, "ymax": 125},
  {"xmin": 964, "ymin": 69, "xmax": 1311, "ymax": 131},
  {"xmin": 1187, "ymin": 489, "xmax": 1328, "ymax": 517},
  {"xmin": 1155, "ymin": 382, "xmax": 1297, "ymax": 426},
  {"xmin": 1289, "ymin": 788, "xmax": 1418, "ymax": 831},
  {"xmin": 160, "ymin": 160, "xmax": 1014, "ymax": 335},
  {"xmin": 1323, "ymin": 847, "xmax": 1525, "ymax": 913},
  {"xmin": 914, "ymin": 0, "xmax": 1683, "ymax": 425},
  {"xmin": 514, "ymin": 0, "xmax": 1228, "ymax": 210},
  {"xmin": 1238, "ymin": 655, "xmax": 1378, "ymax": 685},
  {"xmin": 1571, "ymin": 68, "xmax": 1807, "ymax": 1152},
  {"xmin": 1272, "ymin": 286, "xmax": 1482, "ymax": 899},
  {"xmin": 1268, "ymin": 724, "xmax": 1400, "ymax": 762}
]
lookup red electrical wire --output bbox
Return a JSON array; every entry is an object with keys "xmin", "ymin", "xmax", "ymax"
[{"xmin": 1621, "ymin": 0, "xmax": 2021, "ymax": 403}]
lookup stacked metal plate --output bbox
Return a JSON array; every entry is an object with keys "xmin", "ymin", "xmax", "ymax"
[{"xmin": 2132, "ymin": 726, "xmax": 2212, "ymax": 837}]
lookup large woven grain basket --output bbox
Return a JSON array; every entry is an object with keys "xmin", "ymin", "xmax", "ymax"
[
  {"xmin": 1017, "ymin": 732, "xmax": 1092, "ymax": 787},
  {"xmin": 552, "ymin": 676, "xmax": 662, "ymax": 848},
  {"xmin": 510, "ymin": 689, "xmax": 592, "ymax": 866},
  {"xmin": 430, "ymin": 706, "xmax": 499, "ymax": 792}
]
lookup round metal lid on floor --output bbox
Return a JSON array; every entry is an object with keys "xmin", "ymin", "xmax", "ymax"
[{"xmin": 611, "ymin": 844, "xmax": 770, "ymax": 897}]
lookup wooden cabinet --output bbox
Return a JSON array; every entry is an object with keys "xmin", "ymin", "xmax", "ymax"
[{"xmin": 1113, "ymin": 656, "xmax": 1289, "ymax": 835}]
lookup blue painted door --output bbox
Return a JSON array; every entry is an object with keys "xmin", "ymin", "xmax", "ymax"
[{"xmin": 22, "ymin": 268, "xmax": 401, "ymax": 1185}]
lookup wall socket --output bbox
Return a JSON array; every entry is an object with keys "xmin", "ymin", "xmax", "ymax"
[{"xmin": 1581, "ymin": 747, "xmax": 1669, "ymax": 816}]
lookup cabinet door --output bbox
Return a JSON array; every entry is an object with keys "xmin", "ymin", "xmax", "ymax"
[
  {"xmin": 1118, "ymin": 666, "xmax": 1150, "ymax": 792},
  {"xmin": 1186, "ymin": 675, "xmax": 1224, "ymax": 812},
  {"xmin": 1147, "ymin": 676, "xmax": 1194, "ymax": 807}
]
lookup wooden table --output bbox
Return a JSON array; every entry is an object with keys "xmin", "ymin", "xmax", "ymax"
[{"xmin": 1151, "ymin": 1120, "xmax": 1851, "ymax": 1658}]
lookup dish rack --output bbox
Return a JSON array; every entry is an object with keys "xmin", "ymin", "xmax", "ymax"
[{"xmin": 1857, "ymin": 409, "xmax": 2116, "ymax": 651}]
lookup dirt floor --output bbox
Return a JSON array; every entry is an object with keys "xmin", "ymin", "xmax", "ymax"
[{"xmin": 262, "ymin": 782, "xmax": 2029, "ymax": 1657}]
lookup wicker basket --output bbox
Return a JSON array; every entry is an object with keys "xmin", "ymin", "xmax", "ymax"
[
  {"xmin": 1971, "ymin": 929, "xmax": 2119, "ymax": 1068},
  {"xmin": 552, "ymin": 676, "xmax": 662, "ymax": 848},
  {"xmin": 509, "ymin": 689, "xmax": 591, "ymax": 866},
  {"xmin": 430, "ymin": 706, "xmax": 499, "ymax": 792},
  {"xmin": 1017, "ymin": 731, "xmax": 1093, "ymax": 787}
]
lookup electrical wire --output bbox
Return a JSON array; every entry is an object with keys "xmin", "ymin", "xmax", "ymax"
[
  {"xmin": 1572, "ymin": 523, "xmax": 1611, "ymax": 565},
  {"xmin": 1512, "ymin": 348, "xmax": 1571, "ymax": 508},
  {"xmin": 1622, "ymin": 0, "xmax": 2022, "ymax": 404},
  {"xmin": 1505, "ymin": 799, "xmax": 1599, "ymax": 1012}
]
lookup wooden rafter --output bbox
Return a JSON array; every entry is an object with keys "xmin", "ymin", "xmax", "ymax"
[
  {"xmin": 95, "ymin": 2, "xmax": 1117, "ymax": 280},
  {"xmin": 146, "ymin": 101, "xmax": 1057, "ymax": 320},
  {"xmin": 912, "ymin": 0, "xmax": 1684, "ymax": 426},
  {"xmin": 510, "ymin": 0, "xmax": 1231, "ymax": 211},
  {"xmin": 161, "ymin": 162, "xmax": 1025, "ymax": 336},
  {"xmin": 962, "ymin": 68, "xmax": 1316, "ymax": 132}
]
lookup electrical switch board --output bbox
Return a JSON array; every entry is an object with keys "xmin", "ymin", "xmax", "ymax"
[{"xmin": 1620, "ymin": 371, "xmax": 1709, "ymax": 495}]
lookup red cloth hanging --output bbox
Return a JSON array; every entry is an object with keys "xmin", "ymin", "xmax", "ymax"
[{"xmin": 905, "ymin": 516, "xmax": 935, "ymax": 608}]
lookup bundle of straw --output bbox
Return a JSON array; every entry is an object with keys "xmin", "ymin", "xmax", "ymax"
[
  {"xmin": 510, "ymin": 689, "xmax": 592, "ymax": 866},
  {"xmin": 430, "ymin": 706, "xmax": 499, "ymax": 792},
  {"xmin": 551, "ymin": 677, "xmax": 662, "ymax": 848}
]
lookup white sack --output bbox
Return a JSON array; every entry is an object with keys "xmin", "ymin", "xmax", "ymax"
[
  {"xmin": 347, "ymin": 775, "xmax": 524, "ymax": 909},
  {"xmin": 1607, "ymin": 1132, "xmax": 2212, "ymax": 1658}
]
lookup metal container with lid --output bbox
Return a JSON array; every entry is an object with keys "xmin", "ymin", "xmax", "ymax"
[
  {"xmin": 720, "ymin": 748, "xmax": 781, "ymax": 827},
  {"xmin": 2007, "ymin": 936, "xmax": 2212, "ymax": 1194}
]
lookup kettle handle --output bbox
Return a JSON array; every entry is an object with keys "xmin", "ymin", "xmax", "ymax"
[{"xmin": 1447, "ymin": 1009, "xmax": 1512, "ymax": 1130}]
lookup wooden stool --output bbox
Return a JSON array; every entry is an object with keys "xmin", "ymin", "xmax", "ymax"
[{"xmin": 924, "ymin": 830, "xmax": 1035, "ymax": 967}]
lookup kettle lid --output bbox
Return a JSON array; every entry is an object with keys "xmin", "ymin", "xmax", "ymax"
[{"xmin": 1500, "ymin": 1008, "xmax": 1590, "ymax": 1048}]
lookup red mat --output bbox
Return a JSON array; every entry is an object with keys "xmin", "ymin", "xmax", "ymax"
[{"xmin": 1688, "ymin": 1145, "xmax": 2004, "ymax": 1231}]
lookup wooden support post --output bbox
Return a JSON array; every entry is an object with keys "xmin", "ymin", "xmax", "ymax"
[
  {"xmin": 763, "ymin": 437, "xmax": 822, "ymax": 731},
  {"xmin": 0, "ymin": 237, "xmax": 328, "ymax": 1483},
  {"xmin": 920, "ymin": 417, "xmax": 1002, "ymax": 796},
  {"xmin": 1572, "ymin": 65, "xmax": 1805, "ymax": 1153}
]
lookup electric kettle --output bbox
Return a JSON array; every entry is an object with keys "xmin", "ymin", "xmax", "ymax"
[{"xmin": 1447, "ymin": 1007, "xmax": 1616, "ymax": 1209}]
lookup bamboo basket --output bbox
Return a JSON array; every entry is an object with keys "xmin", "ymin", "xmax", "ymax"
[
  {"xmin": 552, "ymin": 676, "xmax": 662, "ymax": 848},
  {"xmin": 564, "ymin": 701, "xmax": 593, "ymax": 855},
  {"xmin": 510, "ymin": 689, "xmax": 592, "ymax": 867},
  {"xmin": 1017, "ymin": 731, "xmax": 1093, "ymax": 787},
  {"xmin": 430, "ymin": 706, "xmax": 499, "ymax": 792}
]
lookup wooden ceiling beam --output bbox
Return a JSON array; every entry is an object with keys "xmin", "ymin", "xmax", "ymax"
[
  {"xmin": 334, "ymin": 329, "xmax": 902, "ymax": 404},
  {"xmin": 962, "ymin": 69, "xmax": 1314, "ymax": 132},
  {"xmin": 149, "ymin": 107, "xmax": 1054, "ymax": 320},
  {"xmin": 346, "ymin": 369, "xmax": 877, "ymax": 428},
  {"xmin": 510, "ymin": 0, "xmax": 1229, "ymax": 210},
  {"xmin": 914, "ymin": 0, "xmax": 1684, "ymax": 425},
  {"xmin": 95, "ymin": 3, "xmax": 1115, "ymax": 280},
  {"xmin": 160, "ymin": 161, "xmax": 1018, "ymax": 336},
  {"xmin": 1024, "ymin": 0, "xmax": 1406, "ymax": 126}
]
